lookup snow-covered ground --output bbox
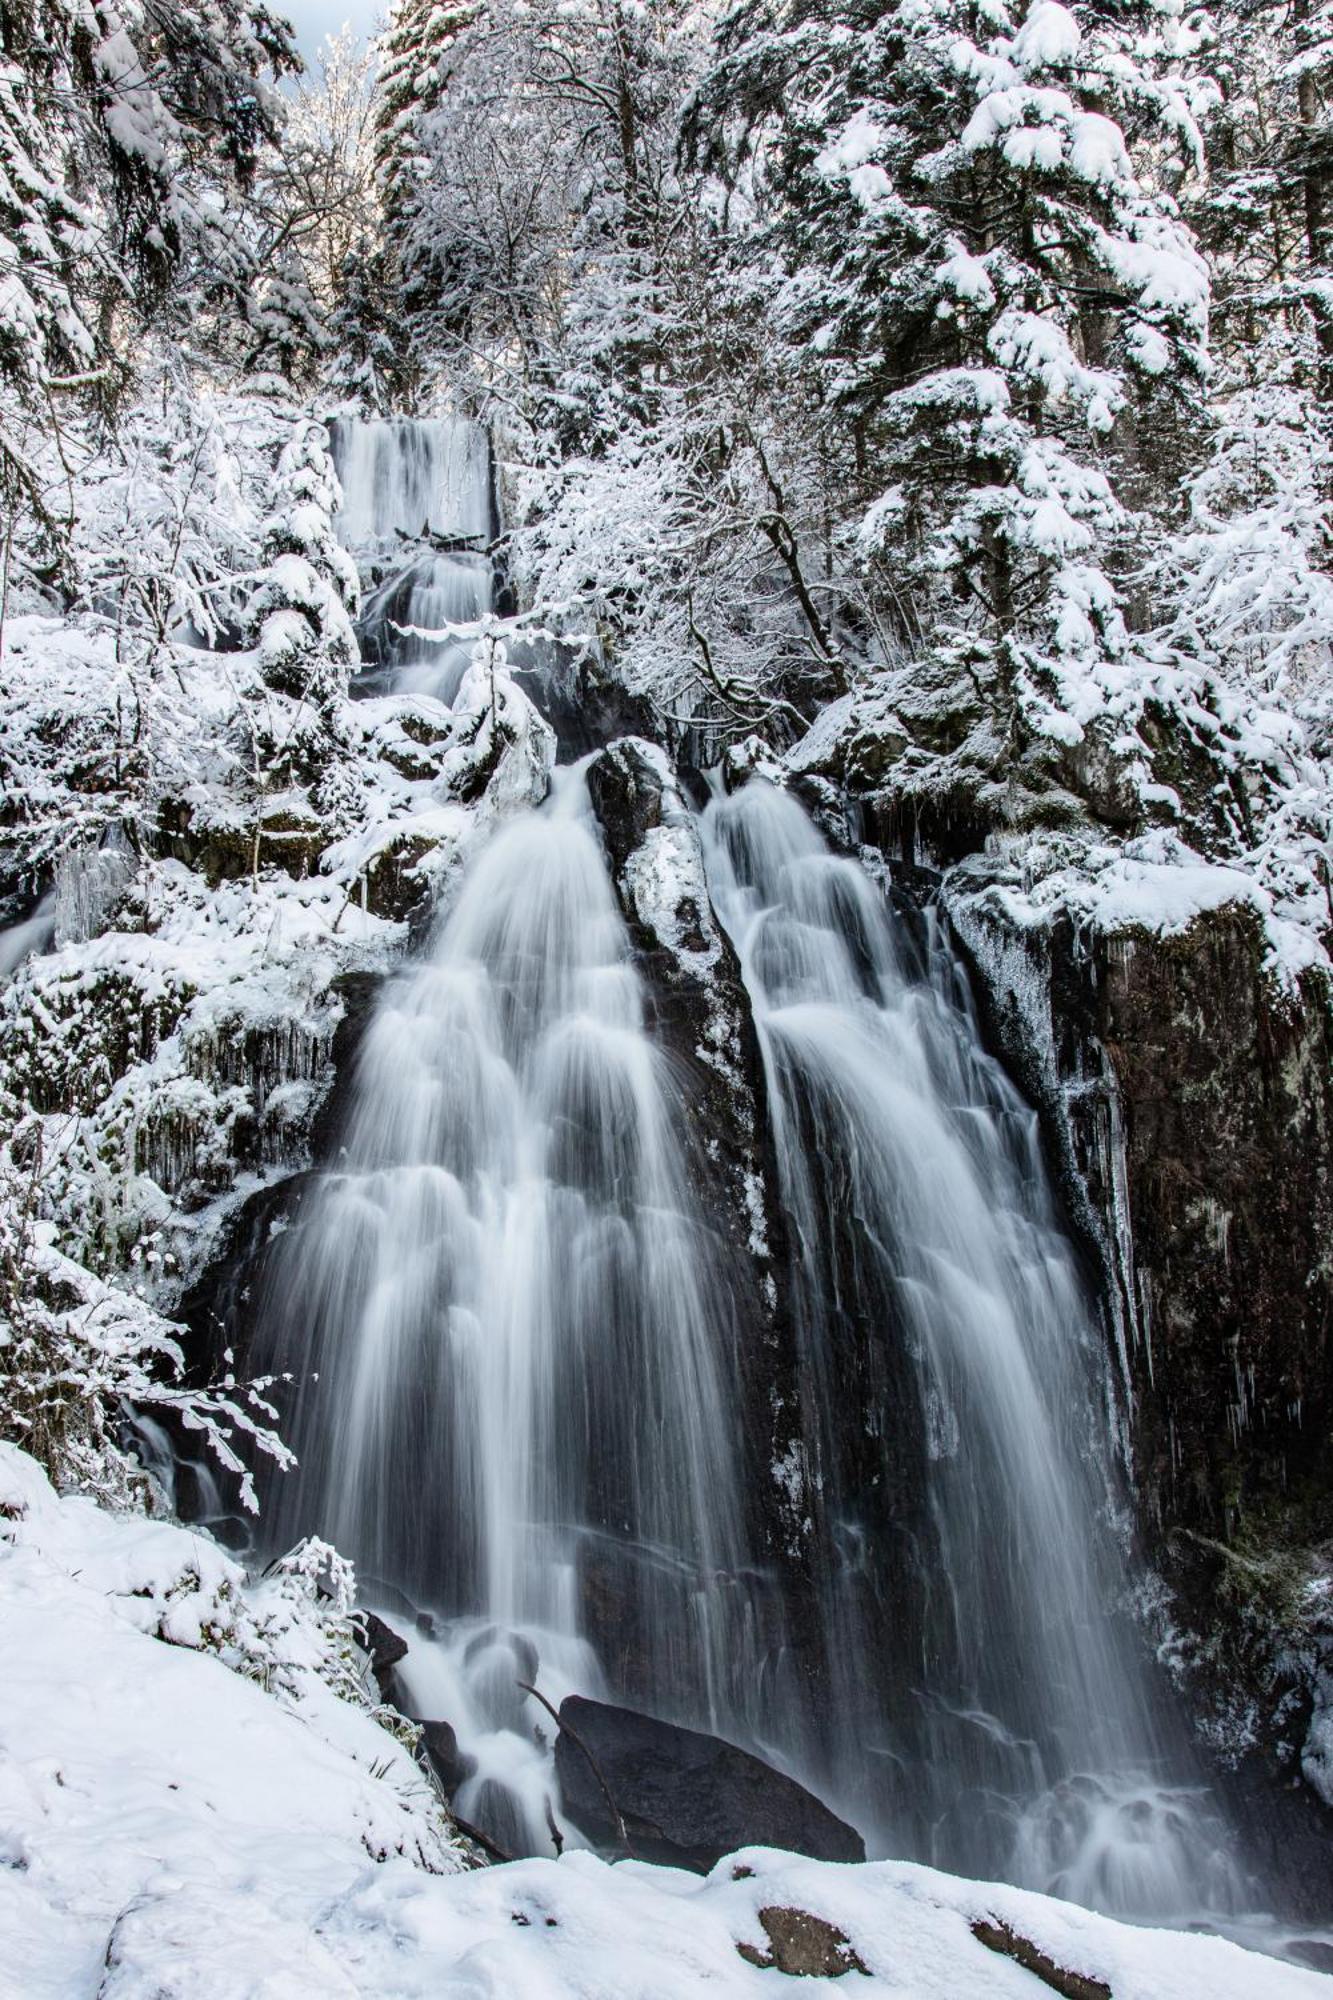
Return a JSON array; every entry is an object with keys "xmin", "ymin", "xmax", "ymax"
[{"xmin": 1, "ymin": 1442, "xmax": 1327, "ymax": 1998}]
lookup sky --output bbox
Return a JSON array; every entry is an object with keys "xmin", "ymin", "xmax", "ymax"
[{"xmin": 279, "ymin": 0, "xmax": 384, "ymax": 63}]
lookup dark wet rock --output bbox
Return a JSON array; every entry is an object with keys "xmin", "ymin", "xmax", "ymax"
[
  {"xmin": 1288, "ymin": 1938, "xmax": 1333, "ymax": 1975},
  {"xmin": 584, "ymin": 741, "xmax": 825, "ymax": 1697},
  {"xmin": 736, "ymin": 1906, "xmax": 869, "ymax": 1978},
  {"xmin": 462, "ymin": 1625, "xmax": 538, "ymax": 1683},
  {"xmin": 361, "ymin": 1611, "xmax": 408, "ymax": 1687},
  {"xmin": 420, "ymin": 1720, "xmax": 476, "ymax": 1795},
  {"xmin": 951, "ymin": 884, "xmax": 1333, "ymax": 1561},
  {"xmin": 460, "ymin": 1628, "xmax": 539, "ymax": 1735},
  {"xmin": 587, "ymin": 736, "xmax": 675, "ymax": 876},
  {"xmin": 506, "ymin": 635, "xmax": 660, "ymax": 761},
  {"xmin": 970, "ymin": 1917, "xmax": 1109, "ymax": 2000},
  {"xmin": 553, "ymin": 1694, "xmax": 865, "ymax": 1873},
  {"xmin": 359, "ymin": 1575, "xmax": 434, "ymax": 1632}
]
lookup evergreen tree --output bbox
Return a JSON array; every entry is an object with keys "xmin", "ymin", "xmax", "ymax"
[
  {"xmin": 0, "ymin": 0, "xmax": 297, "ymax": 554},
  {"xmin": 374, "ymin": 0, "xmax": 482, "ymax": 330},
  {"xmin": 689, "ymin": 0, "xmax": 1213, "ymax": 796},
  {"xmin": 325, "ymin": 237, "xmax": 417, "ymax": 411}
]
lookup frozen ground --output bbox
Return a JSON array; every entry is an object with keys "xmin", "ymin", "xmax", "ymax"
[{"xmin": 1, "ymin": 1443, "xmax": 1328, "ymax": 1998}]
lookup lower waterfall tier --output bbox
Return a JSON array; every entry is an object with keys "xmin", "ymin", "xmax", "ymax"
[{"xmin": 227, "ymin": 744, "xmax": 1250, "ymax": 1922}]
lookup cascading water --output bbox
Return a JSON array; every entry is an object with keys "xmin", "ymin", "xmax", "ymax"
[
  {"xmin": 330, "ymin": 415, "xmax": 494, "ymax": 704},
  {"xmin": 248, "ymin": 422, "xmax": 791, "ymax": 1849},
  {"xmin": 0, "ymin": 892, "xmax": 54, "ymax": 982},
  {"xmin": 329, "ymin": 417, "xmax": 491, "ymax": 548},
  {"xmin": 254, "ymin": 766, "xmax": 784, "ymax": 1853},
  {"xmin": 700, "ymin": 780, "xmax": 1240, "ymax": 1916},
  {"xmin": 239, "ymin": 416, "xmax": 1250, "ymax": 1916},
  {"xmin": 358, "ymin": 552, "xmax": 493, "ymax": 703}
]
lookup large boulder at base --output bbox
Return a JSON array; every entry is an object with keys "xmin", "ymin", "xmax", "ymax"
[{"xmin": 553, "ymin": 1695, "xmax": 865, "ymax": 1873}]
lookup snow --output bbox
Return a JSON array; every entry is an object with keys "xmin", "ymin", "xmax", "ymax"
[
  {"xmin": 1010, "ymin": 2, "xmax": 1082, "ymax": 68},
  {"xmin": 1, "ymin": 1438, "xmax": 1328, "ymax": 1996},
  {"xmin": 1069, "ymin": 111, "xmax": 1132, "ymax": 185},
  {"xmin": 953, "ymin": 827, "xmax": 1327, "ymax": 990},
  {"xmin": 0, "ymin": 1443, "xmax": 460, "ymax": 2000},
  {"xmin": 815, "ymin": 107, "xmax": 888, "ymax": 176}
]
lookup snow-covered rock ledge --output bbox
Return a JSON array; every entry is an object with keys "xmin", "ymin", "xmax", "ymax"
[{"xmin": 1, "ymin": 1443, "xmax": 1327, "ymax": 1998}]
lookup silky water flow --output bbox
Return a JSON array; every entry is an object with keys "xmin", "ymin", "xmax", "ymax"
[
  {"xmin": 245, "ymin": 418, "xmax": 1249, "ymax": 1913},
  {"xmin": 256, "ymin": 764, "xmax": 787, "ymax": 1856},
  {"xmin": 701, "ymin": 779, "xmax": 1243, "ymax": 1916}
]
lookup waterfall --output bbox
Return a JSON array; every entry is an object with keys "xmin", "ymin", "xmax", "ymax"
[
  {"xmin": 236, "ymin": 417, "xmax": 1247, "ymax": 1915},
  {"xmin": 329, "ymin": 415, "xmax": 495, "ymax": 704},
  {"xmin": 252, "ymin": 764, "xmax": 780, "ymax": 1855},
  {"xmin": 358, "ymin": 552, "xmax": 494, "ymax": 704},
  {"xmin": 0, "ymin": 891, "xmax": 54, "ymax": 982},
  {"xmin": 329, "ymin": 416, "xmax": 491, "ymax": 548},
  {"xmin": 700, "ymin": 778, "xmax": 1239, "ymax": 1916}
]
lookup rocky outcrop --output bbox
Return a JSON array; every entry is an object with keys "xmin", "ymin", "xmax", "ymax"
[
  {"xmin": 736, "ymin": 1906, "xmax": 869, "ymax": 1978},
  {"xmin": 419, "ymin": 1719, "xmax": 475, "ymax": 1796},
  {"xmin": 970, "ymin": 1918, "xmax": 1110, "ymax": 2000},
  {"xmin": 947, "ymin": 860, "xmax": 1333, "ymax": 1815},
  {"xmin": 553, "ymin": 1694, "xmax": 865, "ymax": 1872}
]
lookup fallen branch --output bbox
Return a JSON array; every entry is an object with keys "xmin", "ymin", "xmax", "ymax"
[{"xmin": 517, "ymin": 1680, "xmax": 633, "ymax": 1857}]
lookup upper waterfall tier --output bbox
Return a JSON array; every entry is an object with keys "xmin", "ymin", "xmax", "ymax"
[{"xmin": 329, "ymin": 417, "xmax": 491, "ymax": 549}]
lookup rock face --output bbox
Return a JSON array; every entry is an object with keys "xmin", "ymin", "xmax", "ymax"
[
  {"xmin": 360, "ymin": 1610, "xmax": 408, "ymax": 1694},
  {"xmin": 552, "ymin": 1694, "xmax": 866, "ymax": 1873},
  {"xmin": 952, "ymin": 887, "xmax": 1333, "ymax": 1540},
  {"xmin": 736, "ymin": 1906, "xmax": 869, "ymax": 1978},
  {"xmin": 948, "ymin": 867, "xmax": 1333, "ymax": 1835},
  {"xmin": 970, "ymin": 1917, "xmax": 1110, "ymax": 2000},
  {"xmin": 419, "ymin": 1719, "xmax": 475, "ymax": 1796}
]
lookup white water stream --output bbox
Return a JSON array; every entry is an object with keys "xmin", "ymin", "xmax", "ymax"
[{"xmin": 701, "ymin": 781, "xmax": 1240, "ymax": 1913}]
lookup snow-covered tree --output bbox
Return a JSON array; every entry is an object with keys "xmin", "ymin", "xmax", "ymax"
[
  {"xmin": 690, "ymin": 0, "xmax": 1212, "ymax": 775},
  {"xmin": 374, "ymin": 0, "xmax": 483, "ymax": 334},
  {"xmin": 0, "ymin": 0, "xmax": 297, "ymax": 566},
  {"xmin": 242, "ymin": 419, "xmax": 360, "ymax": 824}
]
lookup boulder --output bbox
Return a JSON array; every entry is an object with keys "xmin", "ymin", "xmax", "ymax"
[
  {"xmin": 360, "ymin": 1610, "xmax": 408, "ymax": 1690},
  {"xmin": 970, "ymin": 1918, "xmax": 1109, "ymax": 2000},
  {"xmin": 553, "ymin": 1695, "xmax": 864, "ymax": 1873},
  {"xmin": 420, "ymin": 1719, "xmax": 475, "ymax": 1796}
]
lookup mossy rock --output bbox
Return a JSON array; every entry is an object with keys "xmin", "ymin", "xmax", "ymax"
[
  {"xmin": 158, "ymin": 798, "xmax": 330, "ymax": 883},
  {"xmin": 4, "ymin": 963, "xmax": 194, "ymax": 1116},
  {"xmin": 362, "ymin": 827, "xmax": 447, "ymax": 921}
]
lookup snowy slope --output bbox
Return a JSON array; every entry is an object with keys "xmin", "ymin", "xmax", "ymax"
[{"xmin": 1, "ymin": 1445, "xmax": 1328, "ymax": 1998}]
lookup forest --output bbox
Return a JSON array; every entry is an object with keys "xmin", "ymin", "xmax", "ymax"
[{"xmin": 4, "ymin": 0, "xmax": 1333, "ymax": 1992}]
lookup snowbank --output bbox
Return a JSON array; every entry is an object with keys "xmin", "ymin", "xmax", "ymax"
[{"xmin": 1, "ymin": 1444, "xmax": 1327, "ymax": 1997}]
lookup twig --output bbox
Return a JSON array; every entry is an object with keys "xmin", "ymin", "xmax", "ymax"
[
  {"xmin": 517, "ymin": 1681, "xmax": 633, "ymax": 1855},
  {"xmin": 450, "ymin": 1811, "xmax": 514, "ymax": 1865}
]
